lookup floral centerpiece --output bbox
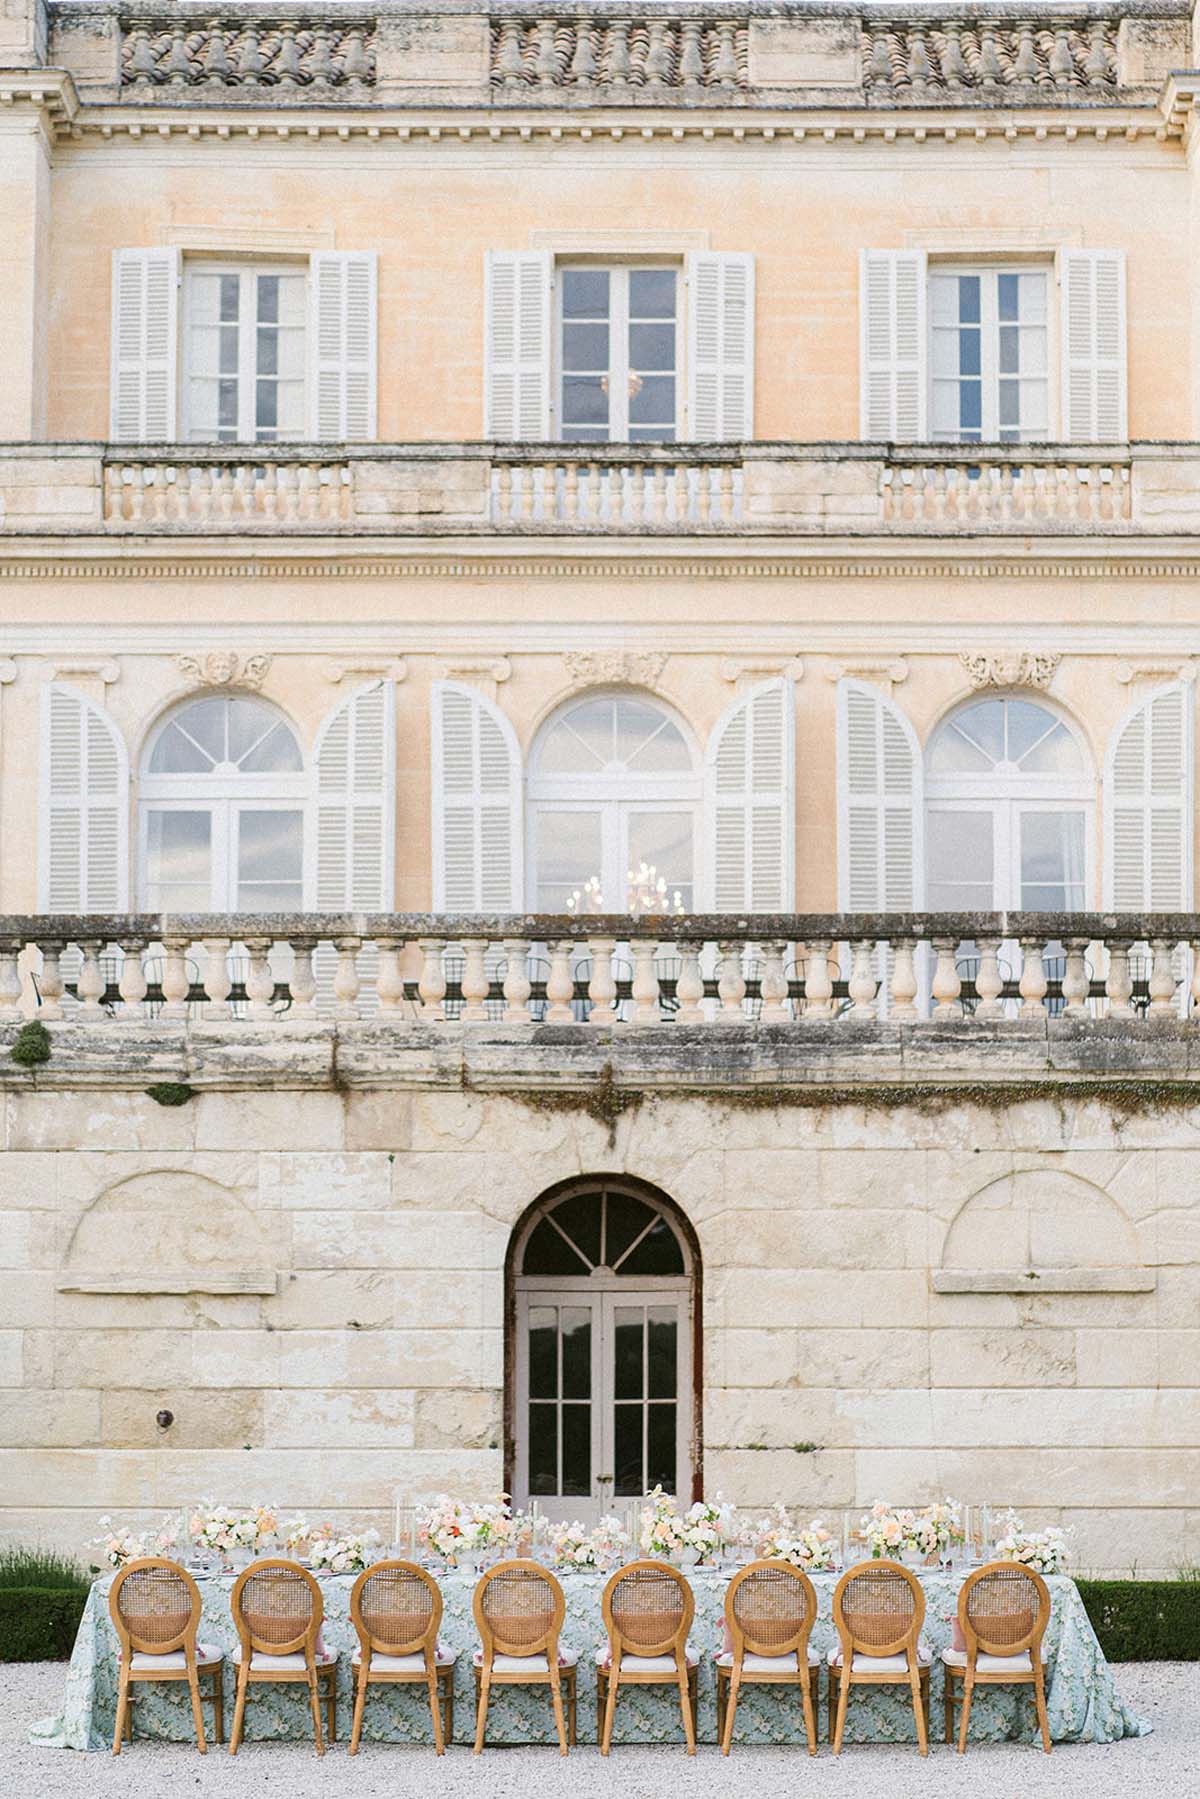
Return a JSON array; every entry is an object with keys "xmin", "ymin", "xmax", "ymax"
[
  {"xmin": 93, "ymin": 1514, "xmax": 179, "ymax": 1570},
  {"xmin": 308, "ymin": 1528, "xmax": 382, "ymax": 1575},
  {"xmin": 417, "ymin": 1495, "xmax": 515, "ymax": 1565},
  {"xmin": 858, "ymin": 1498, "xmax": 964, "ymax": 1564},
  {"xmin": 993, "ymin": 1510, "xmax": 1072, "ymax": 1575},
  {"xmin": 923, "ymin": 1498, "xmax": 965, "ymax": 1554},
  {"xmin": 550, "ymin": 1515, "xmax": 629, "ymax": 1572},
  {"xmin": 188, "ymin": 1503, "xmax": 278, "ymax": 1565},
  {"xmin": 639, "ymin": 1487, "xmax": 735, "ymax": 1564},
  {"xmin": 758, "ymin": 1513, "xmax": 840, "ymax": 1572}
]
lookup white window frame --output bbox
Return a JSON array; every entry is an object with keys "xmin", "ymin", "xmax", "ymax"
[
  {"xmin": 928, "ymin": 261, "xmax": 1055, "ymax": 444},
  {"xmin": 555, "ymin": 260, "xmax": 684, "ymax": 445},
  {"xmin": 180, "ymin": 259, "xmax": 308, "ymax": 445}
]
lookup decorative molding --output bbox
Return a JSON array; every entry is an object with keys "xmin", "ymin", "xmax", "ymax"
[
  {"xmin": 120, "ymin": 22, "xmax": 376, "ymax": 92},
  {"xmin": 164, "ymin": 223, "xmax": 336, "ymax": 252},
  {"xmin": 325, "ymin": 658, "xmax": 408, "ymax": 683},
  {"xmin": 826, "ymin": 657, "xmax": 909, "ymax": 691},
  {"xmin": 720, "ymin": 655, "xmax": 804, "ymax": 685},
  {"xmin": 562, "ymin": 650, "xmax": 669, "ymax": 690},
  {"xmin": 491, "ymin": 18, "xmax": 749, "ymax": 92},
  {"xmin": 530, "ymin": 228, "xmax": 710, "ymax": 252},
  {"xmin": 959, "ymin": 650, "xmax": 1060, "ymax": 691},
  {"xmin": 177, "ymin": 651, "xmax": 272, "ymax": 690},
  {"xmin": 862, "ymin": 22, "xmax": 1119, "ymax": 99},
  {"xmin": 0, "ymin": 662, "xmax": 15, "ymax": 687},
  {"xmin": 436, "ymin": 656, "xmax": 511, "ymax": 683},
  {"xmin": 1115, "ymin": 659, "xmax": 1199, "ymax": 685},
  {"xmin": 42, "ymin": 658, "xmax": 120, "ymax": 686}
]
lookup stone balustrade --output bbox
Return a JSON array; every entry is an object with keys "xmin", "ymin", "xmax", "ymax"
[
  {"xmin": 4, "ymin": 911, "xmax": 1197, "ymax": 1027},
  {"xmin": 5, "ymin": 441, "xmax": 1198, "ymax": 537}
]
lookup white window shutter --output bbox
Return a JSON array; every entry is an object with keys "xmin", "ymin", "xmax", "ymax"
[
  {"xmin": 39, "ymin": 685, "xmax": 129, "ymax": 912},
  {"xmin": 484, "ymin": 252, "xmax": 553, "ymax": 440},
  {"xmin": 686, "ymin": 252, "xmax": 755, "ymax": 441},
  {"xmin": 309, "ymin": 252, "xmax": 378, "ymax": 442},
  {"xmin": 1059, "ymin": 249, "xmax": 1127, "ymax": 442},
  {"xmin": 836, "ymin": 679, "xmax": 924, "ymax": 911},
  {"xmin": 1105, "ymin": 682, "xmax": 1193, "ymax": 909},
  {"xmin": 703, "ymin": 678, "xmax": 794, "ymax": 910},
  {"xmin": 110, "ymin": 249, "xmax": 180, "ymax": 442},
  {"xmin": 859, "ymin": 250, "xmax": 928, "ymax": 441},
  {"xmin": 432, "ymin": 682, "xmax": 523, "ymax": 910},
  {"xmin": 312, "ymin": 680, "xmax": 395, "ymax": 909}
]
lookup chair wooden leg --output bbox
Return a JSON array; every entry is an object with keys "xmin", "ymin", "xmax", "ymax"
[
  {"xmin": 229, "ymin": 1666, "xmax": 249, "ymax": 1755},
  {"xmin": 126, "ymin": 1691, "xmax": 134, "ymax": 1741},
  {"xmin": 800, "ymin": 1665, "xmax": 818, "ymax": 1756},
  {"xmin": 911, "ymin": 1664, "xmax": 928, "ymax": 1757},
  {"xmin": 473, "ymin": 1671, "xmax": 490, "ymax": 1755},
  {"xmin": 678, "ymin": 1663, "xmax": 696, "ymax": 1755},
  {"xmin": 428, "ymin": 1670, "xmax": 445, "ymax": 1755},
  {"xmin": 112, "ymin": 1668, "xmax": 130, "ymax": 1756},
  {"xmin": 715, "ymin": 1668, "xmax": 726, "ymax": 1745},
  {"xmin": 601, "ymin": 1667, "xmax": 618, "ymax": 1756},
  {"xmin": 307, "ymin": 1669, "xmax": 325, "ymax": 1757},
  {"xmin": 567, "ymin": 1668, "xmax": 577, "ymax": 1746},
  {"xmin": 596, "ymin": 1669, "xmax": 604, "ymax": 1746},
  {"xmin": 1033, "ymin": 1665, "xmax": 1052, "ymax": 1754},
  {"xmin": 443, "ymin": 1668, "xmax": 454, "ymax": 1746},
  {"xmin": 186, "ymin": 1666, "xmax": 207, "ymax": 1754},
  {"xmin": 549, "ymin": 1668, "xmax": 568, "ymax": 1756},
  {"xmin": 832, "ymin": 1667, "xmax": 851, "ymax": 1755},
  {"xmin": 721, "ymin": 1668, "xmax": 740, "ymax": 1756},
  {"xmin": 944, "ymin": 1667, "xmax": 956, "ymax": 1744},
  {"xmin": 211, "ymin": 1666, "xmax": 224, "ymax": 1745},
  {"xmin": 349, "ymin": 1667, "xmax": 368, "ymax": 1755},
  {"xmin": 325, "ymin": 1666, "xmax": 336, "ymax": 1743},
  {"xmin": 957, "ymin": 1673, "xmax": 975, "ymax": 1755}
]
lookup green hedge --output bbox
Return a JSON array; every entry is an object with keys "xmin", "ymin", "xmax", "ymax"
[
  {"xmin": 1078, "ymin": 1580, "xmax": 1200, "ymax": 1661},
  {"xmin": 0, "ymin": 1589, "xmax": 90, "ymax": 1661}
]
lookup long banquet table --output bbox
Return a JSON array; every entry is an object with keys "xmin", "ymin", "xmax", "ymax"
[{"xmin": 32, "ymin": 1564, "xmax": 1148, "ymax": 1751}]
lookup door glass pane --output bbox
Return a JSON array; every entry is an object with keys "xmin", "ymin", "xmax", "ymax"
[
  {"xmin": 614, "ymin": 1307, "xmax": 644, "ymax": 1402},
  {"xmin": 927, "ymin": 810, "xmax": 994, "ymax": 911},
  {"xmin": 614, "ymin": 1404, "xmax": 643, "ymax": 1497},
  {"xmin": 528, "ymin": 1306, "xmax": 557, "ymax": 1399},
  {"xmin": 560, "ymin": 1308, "xmax": 591, "ymax": 1400},
  {"xmin": 144, "ymin": 811, "xmax": 212, "ymax": 910},
  {"xmin": 646, "ymin": 1404, "xmax": 677, "ymax": 1493},
  {"xmin": 535, "ymin": 811, "xmax": 604, "ymax": 911},
  {"xmin": 528, "ymin": 1402, "xmax": 557, "ymax": 1496},
  {"xmin": 561, "ymin": 1403, "xmax": 591, "ymax": 1495},
  {"xmin": 236, "ymin": 810, "xmax": 304, "ymax": 911},
  {"xmin": 561, "ymin": 270, "xmax": 611, "ymax": 443},
  {"xmin": 647, "ymin": 1307, "xmax": 678, "ymax": 1400},
  {"xmin": 522, "ymin": 1218, "xmax": 591, "ymax": 1276},
  {"xmin": 1020, "ymin": 811, "xmax": 1086, "ymax": 909},
  {"xmin": 603, "ymin": 1192, "xmax": 654, "ymax": 1267},
  {"xmin": 621, "ymin": 1217, "xmax": 686, "ymax": 1276},
  {"xmin": 546, "ymin": 1193, "xmax": 601, "ymax": 1269},
  {"xmin": 626, "ymin": 811, "xmax": 693, "ymax": 914}
]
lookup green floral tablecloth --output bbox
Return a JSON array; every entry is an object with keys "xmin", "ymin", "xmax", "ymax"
[{"xmin": 30, "ymin": 1565, "xmax": 1148, "ymax": 1751}]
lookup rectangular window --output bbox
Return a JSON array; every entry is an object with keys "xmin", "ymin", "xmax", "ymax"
[
  {"xmin": 559, "ymin": 265, "xmax": 678, "ymax": 444},
  {"xmin": 930, "ymin": 268, "xmax": 1049, "ymax": 444},
  {"xmin": 183, "ymin": 265, "xmax": 306, "ymax": 444}
]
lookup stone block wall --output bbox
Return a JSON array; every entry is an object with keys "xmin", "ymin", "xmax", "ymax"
[{"xmin": 1, "ymin": 1040, "xmax": 1197, "ymax": 1575}]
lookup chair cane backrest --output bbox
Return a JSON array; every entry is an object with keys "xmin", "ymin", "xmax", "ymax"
[
  {"xmin": 110, "ymin": 1559, "xmax": 201, "ymax": 1660},
  {"xmin": 726, "ymin": 1560, "xmax": 817, "ymax": 1661},
  {"xmin": 833, "ymin": 1561, "xmax": 924, "ymax": 1661},
  {"xmin": 352, "ymin": 1560, "xmax": 442, "ymax": 1659},
  {"xmin": 231, "ymin": 1559, "xmax": 322, "ymax": 1659},
  {"xmin": 603, "ymin": 1561, "xmax": 694, "ymax": 1661},
  {"xmin": 960, "ymin": 1562, "xmax": 1050, "ymax": 1660},
  {"xmin": 474, "ymin": 1561, "xmax": 565, "ymax": 1661}
]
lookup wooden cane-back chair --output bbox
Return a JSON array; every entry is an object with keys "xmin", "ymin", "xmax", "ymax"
[
  {"xmin": 109, "ymin": 1559, "xmax": 223, "ymax": 1755},
  {"xmin": 348, "ymin": 1560, "xmax": 455, "ymax": 1754},
  {"xmin": 943, "ymin": 1562, "xmax": 1052, "ymax": 1754},
  {"xmin": 229, "ymin": 1560, "xmax": 337, "ymax": 1756},
  {"xmin": 472, "ymin": 1561, "xmax": 575, "ymax": 1755},
  {"xmin": 717, "ymin": 1560, "xmax": 819, "ymax": 1756},
  {"xmin": 598, "ymin": 1561, "xmax": 697, "ymax": 1756},
  {"xmin": 829, "ymin": 1560, "xmax": 930, "ymax": 1756}
]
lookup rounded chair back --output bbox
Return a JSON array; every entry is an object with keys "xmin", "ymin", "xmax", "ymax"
[
  {"xmin": 603, "ymin": 1561, "xmax": 695, "ymax": 1660},
  {"xmin": 833, "ymin": 1560, "xmax": 925, "ymax": 1661},
  {"xmin": 231, "ymin": 1559, "xmax": 322, "ymax": 1659},
  {"xmin": 351, "ymin": 1559, "xmax": 442, "ymax": 1659},
  {"xmin": 474, "ymin": 1561, "xmax": 565, "ymax": 1661},
  {"xmin": 959, "ymin": 1561, "xmax": 1050, "ymax": 1660},
  {"xmin": 725, "ymin": 1560, "xmax": 817, "ymax": 1661},
  {"xmin": 110, "ymin": 1558, "xmax": 201, "ymax": 1659}
]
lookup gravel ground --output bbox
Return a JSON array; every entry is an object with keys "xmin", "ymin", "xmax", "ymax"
[{"xmin": 1, "ymin": 1661, "xmax": 1195, "ymax": 1799}]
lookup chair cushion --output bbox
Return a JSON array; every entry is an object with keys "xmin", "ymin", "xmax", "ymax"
[
  {"xmin": 127, "ymin": 1642, "xmax": 222, "ymax": 1671},
  {"xmin": 942, "ymin": 1647, "xmax": 1046, "ymax": 1673},
  {"xmin": 827, "ymin": 1646, "xmax": 931, "ymax": 1672},
  {"xmin": 352, "ymin": 1646, "xmax": 456, "ymax": 1672},
  {"xmin": 596, "ymin": 1647, "xmax": 700, "ymax": 1673},
  {"xmin": 232, "ymin": 1645, "xmax": 337, "ymax": 1671},
  {"xmin": 715, "ymin": 1648, "xmax": 819, "ymax": 1673},
  {"xmin": 473, "ymin": 1647, "xmax": 578, "ymax": 1674}
]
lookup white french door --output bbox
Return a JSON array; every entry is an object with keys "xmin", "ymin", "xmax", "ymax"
[{"xmin": 515, "ymin": 1285, "xmax": 693, "ymax": 1525}]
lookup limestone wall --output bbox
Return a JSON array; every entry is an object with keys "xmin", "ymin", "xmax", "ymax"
[{"xmin": 2, "ymin": 1044, "xmax": 1197, "ymax": 1575}]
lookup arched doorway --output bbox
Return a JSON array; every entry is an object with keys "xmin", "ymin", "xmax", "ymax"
[{"xmin": 507, "ymin": 1179, "xmax": 700, "ymax": 1523}]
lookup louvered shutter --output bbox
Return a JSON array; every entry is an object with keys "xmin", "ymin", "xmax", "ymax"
[
  {"xmin": 704, "ymin": 679, "xmax": 794, "ymax": 910},
  {"xmin": 432, "ymin": 682, "xmax": 523, "ymax": 910},
  {"xmin": 39, "ymin": 685, "xmax": 129, "ymax": 912},
  {"xmin": 308, "ymin": 252, "xmax": 378, "ymax": 442},
  {"xmin": 1059, "ymin": 250, "xmax": 1127, "ymax": 442},
  {"xmin": 836, "ymin": 679, "xmax": 924, "ymax": 910},
  {"xmin": 859, "ymin": 250, "xmax": 928, "ymax": 441},
  {"xmin": 312, "ymin": 680, "xmax": 395, "ymax": 909},
  {"xmin": 1105, "ymin": 682, "xmax": 1193, "ymax": 909},
  {"xmin": 484, "ymin": 252, "xmax": 553, "ymax": 440},
  {"xmin": 686, "ymin": 252, "xmax": 755, "ymax": 441},
  {"xmin": 110, "ymin": 249, "xmax": 180, "ymax": 442}
]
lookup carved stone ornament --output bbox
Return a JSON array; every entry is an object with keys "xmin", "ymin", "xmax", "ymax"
[
  {"xmin": 960, "ymin": 651, "xmax": 1060, "ymax": 692},
  {"xmin": 563, "ymin": 650, "xmax": 668, "ymax": 689},
  {"xmin": 177, "ymin": 652, "xmax": 272, "ymax": 691}
]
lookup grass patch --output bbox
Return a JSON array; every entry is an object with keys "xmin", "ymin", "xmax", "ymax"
[{"xmin": 0, "ymin": 1545, "xmax": 90, "ymax": 1592}]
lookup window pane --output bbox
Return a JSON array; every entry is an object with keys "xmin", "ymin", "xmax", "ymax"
[
  {"xmin": 958, "ymin": 275, "xmax": 981, "ymax": 322},
  {"xmin": 227, "ymin": 698, "xmax": 300, "ymax": 769},
  {"xmin": 603, "ymin": 1191, "xmax": 654, "ymax": 1267},
  {"xmin": 614, "ymin": 1403, "xmax": 643, "ymax": 1497},
  {"xmin": 613, "ymin": 699, "xmax": 671, "ymax": 765},
  {"xmin": 948, "ymin": 701, "xmax": 1005, "ymax": 767},
  {"xmin": 563, "ymin": 322, "xmax": 609, "ymax": 371},
  {"xmin": 621, "ymin": 1217, "xmax": 687, "ymax": 1276},
  {"xmin": 149, "ymin": 699, "xmax": 226, "ymax": 772},
  {"xmin": 926, "ymin": 810, "xmax": 994, "ymax": 911},
  {"xmin": 528, "ymin": 1306, "xmax": 557, "ymax": 1399},
  {"xmin": 629, "ymin": 322, "xmax": 675, "ymax": 372},
  {"xmin": 535, "ymin": 811, "xmax": 604, "ymax": 911},
  {"xmin": 144, "ymin": 810, "xmax": 212, "ymax": 910},
  {"xmin": 1020, "ymin": 811, "xmax": 1087, "ymax": 909},
  {"xmin": 539, "ymin": 703, "xmax": 611, "ymax": 772},
  {"xmin": 257, "ymin": 275, "xmax": 279, "ymax": 324},
  {"xmin": 237, "ymin": 810, "xmax": 303, "ymax": 910},
  {"xmin": 624, "ymin": 713, "xmax": 691, "ymax": 772},
  {"xmin": 647, "ymin": 1307, "xmax": 677, "ymax": 1399},
  {"xmin": 646, "ymin": 1403, "xmax": 677, "ymax": 1494},
  {"xmin": 547, "ymin": 1193, "xmax": 602, "ymax": 1269},
  {"xmin": 562, "ymin": 270, "xmax": 610, "ymax": 317},
  {"xmin": 629, "ymin": 374, "xmax": 674, "ymax": 426},
  {"xmin": 522, "ymin": 1218, "xmax": 591, "ymax": 1276},
  {"xmin": 238, "ymin": 720, "xmax": 304, "ymax": 774},
  {"xmin": 560, "ymin": 1308, "xmax": 591, "ymax": 1400},
  {"xmin": 562, "ymin": 376, "xmax": 609, "ymax": 427},
  {"xmin": 1007, "ymin": 701, "xmax": 1082, "ymax": 772},
  {"xmin": 997, "ymin": 272, "xmax": 1020, "ymax": 321},
  {"xmin": 527, "ymin": 1401, "xmax": 557, "ymax": 1494},
  {"xmin": 614, "ymin": 1308, "xmax": 644, "ymax": 1403},
  {"xmin": 626, "ymin": 811, "xmax": 693, "ymax": 914},
  {"xmin": 561, "ymin": 1404, "xmax": 591, "ymax": 1495},
  {"xmin": 629, "ymin": 269, "xmax": 676, "ymax": 318}
]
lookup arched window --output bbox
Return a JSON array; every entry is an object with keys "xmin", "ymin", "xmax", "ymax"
[
  {"xmin": 510, "ymin": 1181, "xmax": 697, "ymax": 1523},
  {"xmin": 527, "ymin": 694, "xmax": 700, "ymax": 913},
  {"xmin": 925, "ymin": 696, "xmax": 1093, "ymax": 910},
  {"xmin": 139, "ymin": 694, "xmax": 307, "ymax": 911}
]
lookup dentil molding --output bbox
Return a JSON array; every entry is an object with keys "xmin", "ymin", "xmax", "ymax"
[
  {"xmin": 959, "ymin": 651, "xmax": 1060, "ymax": 691},
  {"xmin": 176, "ymin": 651, "xmax": 272, "ymax": 690}
]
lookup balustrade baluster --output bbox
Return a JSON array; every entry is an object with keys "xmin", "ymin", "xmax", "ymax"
[
  {"xmin": 802, "ymin": 940, "xmax": 834, "ymax": 1020},
  {"xmin": 718, "ymin": 464, "xmax": 735, "ymax": 524},
  {"xmin": 1148, "ymin": 938, "xmax": 1177, "ymax": 1015},
  {"xmin": 289, "ymin": 941, "xmax": 318, "ymax": 1015},
  {"xmin": 495, "ymin": 462, "xmax": 514, "ymax": 524},
  {"xmin": 0, "ymin": 940, "xmax": 22, "ymax": 1020},
  {"xmin": 375, "ymin": 938, "xmax": 407, "ymax": 1016},
  {"xmin": 160, "ymin": 937, "xmax": 191, "ymax": 1020},
  {"xmin": 974, "ymin": 937, "xmax": 1005, "ymax": 1020},
  {"xmin": 997, "ymin": 463, "xmax": 1015, "ymax": 522},
  {"xmin": 563, "ymin": 460, "xmax": 580, "ymax": 524},
  {"xmin": 502, "ymin": 938, "xmax": 533, "ymax": 1024},
  {"xmin": 333, "ymin": 936, "xmax": 361, "ymax": 1019},
  {"xmin": 277, "ymin": 463, "xmax": 299, "ymax": 521},
  {"xmin": 117, "ymin": 939, "xmax": 148, "ymax": 1018},
  {"xmin": 216, "ymin": 464, "xmax": 236, "ymax": 519},
  {"xmin": 297, "ymin": 463, "xmax": 319, "ymax": 521},
  {"xmin": 674, "ymin": 942, "xmax": 705, "ymax": 1024},
  {"xmin": 1062, "ymin": 937, "xmax": 1091, "ymax": 1018},
  {"xmin": 545, "ymin": 940, "xmax": 576, "ymax": 1024},
  {"xmin": 651, "ymin": 464, "xmax": 667, "ymax": 526},
  {"xmin": 417, "ymin": 937, "xmax": 447, "ymax": 1021},
  {"xmin": 929, "ymin": 464, "xmax": 948, "ymax": 522},
  {"xmin": 126, "ymin": 467, "xmax": 147, "ymax": 523},
  {"xmin": 628, "ymin": 463, "xmax": 645, "ymax": 528},
  {"xmin": 586, "ymin": 938, "xmax": 618, "ymax": 1025},
  {"xmin": 244, "ymin": 937, "xmax": 276, "ymax": 1019},
  {"xmin": 1018, "ymin": 938, "xmax": 1048, "ymax": 1018},
  {"xmin": 759, "ymin": 940, "xmax": 790, "ymax": 1023},
  {"xmin": 629, "ymin": 941, "xmax": 661, "ymax": 1024},
  {"xmin": 202, "ymin": 938, "xmax": 233, "ymax": 1019},
  {"xmin": 847, "ymin": 940, "xmax": 878, "ymax": 1019},
  {"xmin": 38, "ymin": 941, "xmax": 65, "ymax": 1020},
  {"xmin": 260, "ymin": 463, "xmax": 279, "ymax": 520},
  {"xmin": 587, "ymin": 461, "xmax": 602, "ymax": 525},
  {"xmin": 104, "ymin": 466, "xmax": 123, "ymax": 524},
  {"xmin": 150, "ymin": 467, "xmax": 171, "ymax": 523},
  {"xmin": 1190, "ymin": 941, "xmax": 1200, "ymax": 1018},
  {"xmin": 1105, "ymin": 940, "xmax": 1134, "ymax": 1018},
  {"xmin": 695, "ymin": 466, "xmax": 712, "ymax": 525},
  {"xmin": 889, "ymin": 940, "xmax": 919, "ymax": 1021},
  {"xmin": 716, "ymin": 941, "xmax": 748, "ymax": 1023},
  {"xmin": 76, "ymin": 940, "xmax": 106, "ymax": 1020},
  {"xmin": 460, "ymin": 938, "xmax": 490, "ymax": 1022},
  {"xmin": 930, "ymin": 937, "xmax": 962, "ymax": 1019},
  {"xmin": 519, "ymin": 466, "xmax": 536, "ymax": 524}
]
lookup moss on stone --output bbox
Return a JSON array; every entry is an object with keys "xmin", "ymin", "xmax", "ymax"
[{"xmin": 9, "ymin": 1021, "xmax": 51, "ymax": 1068}]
